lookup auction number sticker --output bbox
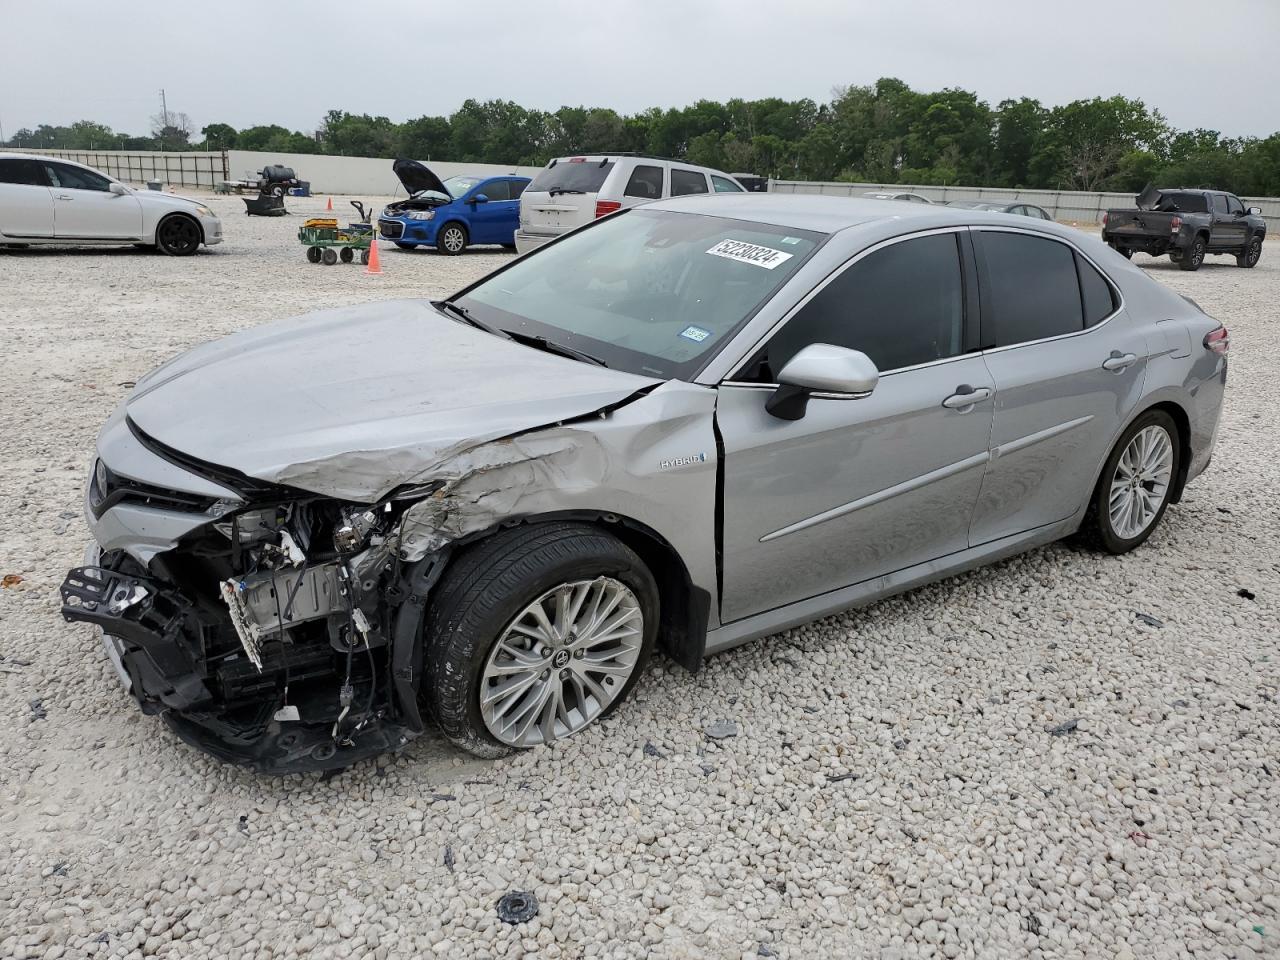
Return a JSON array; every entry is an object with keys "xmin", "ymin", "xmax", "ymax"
[{"xmin": 706, "ymin": 238, "xmax": 793, "ymax": 270}]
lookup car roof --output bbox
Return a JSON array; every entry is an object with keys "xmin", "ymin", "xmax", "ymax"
[
  {"xmin": 642, "ymin": 193, "xmax": 1088, "ymax": 240},
  {"xmin": 543, "ymin": 155, "xmax": 738, "ymax": 178}
]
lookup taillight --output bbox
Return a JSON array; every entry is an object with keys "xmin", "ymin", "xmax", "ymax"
[
  {"xmin": 1102, "ymin": 212, "xmax": 1109, "ymax": 225},
  {"xmin": 594, "ymin": 200, "xmax": 621, "ymax": 218},
  {"xmin": 1170, "ymin": 215, "xmax": 1183, "ymax": 232},
  {"xmin": 1204, "ymin": 326, "xmax": 1229, "ymax": 355}
]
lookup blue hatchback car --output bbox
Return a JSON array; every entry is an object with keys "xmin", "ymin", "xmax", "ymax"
[{"xmin": 378, "ymin": 159, "xmax": 530, "ymax": 255}]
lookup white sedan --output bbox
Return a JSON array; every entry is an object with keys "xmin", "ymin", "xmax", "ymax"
[{"xmin": 0, "ymin": 152, "xmax": 222, "ymax": 255}]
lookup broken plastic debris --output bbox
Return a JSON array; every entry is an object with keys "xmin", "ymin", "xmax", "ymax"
[
  {"xmin": 1238, "ymin": 588, "xmax": 1256, "ymax": 601},
  {"xmin": 704, "ymin": 720, "xmax": 738, "ymax": 740},
  {"xmin": 29, "ymin": 699, "xmax": 47, "ymax": 720},
  {"xmin": 273, "ymin": 704, "xmax": 301, "ymax": 722},
  {"xmin": 443, "ymin": 845, "xmax": 455, "ymax": 872},
  {"xmin": 1, "ymin": 574, "xmax": 23, "ymax": 587},
  {"xmin": 1045, "ymin": 718, "xmax": 1080, "ymax": 737},
  {"xmin": 496, "ymin": 890, "xmax": 539, "ymax": 924},
  {"xmin": 1133, "ymin": 612, "xmax": 1164, "ymax": 628},
  {"xmin": 642, "ymin": 741, "xmax": 664, "ymax": 758}
]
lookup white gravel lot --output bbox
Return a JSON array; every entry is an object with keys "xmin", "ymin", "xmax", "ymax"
[{"xmin": 1, "ymin": 193, "xmax": 1277, "ymax": 960}]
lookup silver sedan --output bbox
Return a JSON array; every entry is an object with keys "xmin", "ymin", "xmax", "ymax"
[{"xmin": 61, "ymin": 194, "xmax": 1228, "ymax": 771}]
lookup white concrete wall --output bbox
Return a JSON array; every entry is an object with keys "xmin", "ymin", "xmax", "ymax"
[{"xmin": 227, "ymin": 151, "xmax": 545, "ymax": 195}]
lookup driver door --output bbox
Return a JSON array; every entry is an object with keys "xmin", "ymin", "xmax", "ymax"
[
  {"xmin": 45, "ymin": 161, "xmax": 142, "ymax": 240},
  {"xmin": 466, "ymin": 179, "xmax": 513, "ymax": 244},
  {"xmin": 716, "ymin": 230, "xmax": 995, "ymax": 623}
]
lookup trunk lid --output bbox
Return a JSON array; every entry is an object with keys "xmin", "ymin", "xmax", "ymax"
[{"xmin": 520, "ymin": 157, "xmax": 616, "ymax": 237}]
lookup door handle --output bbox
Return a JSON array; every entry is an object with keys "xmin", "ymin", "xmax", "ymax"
[
  {"xmin": 942, "ymin": 385, "xmax": 993, "ymax": 410},
  {"xmin": 55, "ymin": 194, "xmax": 72, "ymax": 201},
  {"xmin": 1102, "ymin": 351, "xmax": 1138, "ymax": 372}
]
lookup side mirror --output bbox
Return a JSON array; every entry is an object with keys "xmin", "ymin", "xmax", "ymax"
[
  {"xmin": 471, "ymin": 193, "xmax": 489, "ymax": 204},
  {"xmin": 765, "ymin": 343, "xmax": 879, "ymax": 420},
  {"xmin": 1247, "ymin": 206, "xmax": 1262, "ymax": 215},
  {"xmin": 109, "ymin": 182, "xmax": 129, "ymax": 196}
]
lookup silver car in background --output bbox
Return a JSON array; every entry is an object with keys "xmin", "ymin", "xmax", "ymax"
[{"xmin": 60, "ymin": 194, "xmax": 1228, "ymax": 772}]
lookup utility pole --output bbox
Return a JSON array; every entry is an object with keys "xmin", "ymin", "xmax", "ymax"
[{"xmin": 160, "ymin": 88, "xmax": 169, "ymax": 129}]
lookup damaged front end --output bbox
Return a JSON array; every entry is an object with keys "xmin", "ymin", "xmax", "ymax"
[{"xmin": 62, "ymin": 490, "xmax": 446, "ymax": 774}]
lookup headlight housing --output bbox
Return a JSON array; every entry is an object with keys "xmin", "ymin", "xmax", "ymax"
[
  {"xmin": 194, "ymin": 205, "xmax": 215, "ymax": 218},
  {"xmin": 405, "ymin": 209, "xmax": 435, "ymax": 221}
]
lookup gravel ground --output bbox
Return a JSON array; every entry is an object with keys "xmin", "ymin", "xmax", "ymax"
[{"xmin": 1, "ymin": 194, "xmax": 1277, "ymax": 959}]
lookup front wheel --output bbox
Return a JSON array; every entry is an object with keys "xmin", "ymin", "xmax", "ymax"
[
  {"xmin": 436, "ymin": 223, "xmax": 468, "ymax": 256},
  {"xmin": 155, "ymin": 215, "xmax": 201, "ymax": 256},
  {"xmin": 1178, "ymin": 236, "xmax": 1206, "ymax": 271},
  {"xmin": 321, "ymin": 248, "xmax": 338, "ymax": 265},
  {"xmin": 423, "ymin": 523, "xmax": 659, "ymax": 758},
  {"xmin": 1236, "ymin": 235, "xmax": 1263, "ymax": 268},
  {"xmin": 1081, "ymin": 410, "xmax": 1180, "ymax": 554}
]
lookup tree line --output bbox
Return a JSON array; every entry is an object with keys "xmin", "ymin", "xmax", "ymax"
[{"xmin": 6, "ymin": 78, "xmax": 1279, "ymax": 196}]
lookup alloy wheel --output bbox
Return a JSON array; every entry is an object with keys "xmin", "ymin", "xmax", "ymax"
[
  {"xmin": 479, "ymin": 577, "xmax": 644, "ymax": 747},
  {"xmin": 159, "ymin": 217, "xmax": 199, "ymax": 255},
  {"xmin": 442, "ymin": 227, "xmax": 465, "ymax": 253},
  {"xmin": 1108, "ymin": 425, "xmax": 1174, "ymax": 540}
]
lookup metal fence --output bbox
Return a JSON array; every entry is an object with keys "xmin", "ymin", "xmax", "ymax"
[
  {"xmin": 6, "ymin": 149, "xmax": 229, "ymax": 188},
  {"xmin": 770, "ymin": 179, "xmax": 1280, "ymax": 227}
]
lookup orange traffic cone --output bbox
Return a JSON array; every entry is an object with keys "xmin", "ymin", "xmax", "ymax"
[
  {"xmin": 325, "ymin": 196, "xmax": 333, "ymax": 211},
  {"xmin": 364, "ymin": 236, "xmax": 382, "ymax": 276}
]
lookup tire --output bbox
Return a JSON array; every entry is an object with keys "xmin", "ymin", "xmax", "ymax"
[
  {"xmin": 155, "ymin": 214, "xmax": 202, "ymax": 256},
  {"xmin": 1110, "ymin": 244, "xmax": 1132, "ymax": 260},
  {"xmin": 339, "ymin": 246, "xmax": 354, "ymax": 263},
  {"xmin": 423, "ymin": 523, "xmax": 659, "ymax": 758},
  {"xmin": 321, "ymin": 248, "xmax": 338, "ymax": 266},
  {"xmin": 1178, "ymin": 235, "xmax": 1207, "ymax": 271},
  {"xmin": 1080, "ymin": 409, "xmax": 1181, "ymax": 555},
  {"xmin": 394, "ymin": 241, "xmax": 415, "ymax": 250},
  {"xmin": 360, "ymin": 249, "xmax": 370, "ymax": 265},
  {"xmin": 436, "ymin": 223, "xmax": 468, "ymax": 256},
  {"xmin": 306, "ymin": 246, "xmax": 322, "ymax": 264},
  {"xmin": 269, "ymin": 184, "xmax": 285, "ymax": 198},
  {"xmin": 1236, "ymin": 234, "xmax": 1263, "ymax": 268}
]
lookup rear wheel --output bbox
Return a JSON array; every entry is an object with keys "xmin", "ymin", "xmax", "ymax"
[
  {"xmin": 321, "ymin": 248, "xmax": 338, "ymax": 266},
  {"xmin": 155, "ymin": 214, "xmax": 201, "ymax": 256},
  {"xmin": 1080, "ymin": 409, "xmax": 1180, "ymax": 554},
  {"xmin": 1178, "ymin": 235, "xmax": 1206, "ymax": 271},
  {"xmin": 339, "ymin": 247, "xmax": 353, "ymax": 263},
  {"xmin": 1236, "ymin": 235, "xmax": 1263, "ymax": 268},
  {"xmin": 437, "ymin": 223, "xmax": 468, "ymax": 256},
  {"xmin": 423, "ymin": 523, "xmax": 658, "ymax": 758},
  {"xmin": 1110, "ymin": 243, "xmax": 1132, "ymax": 260}
]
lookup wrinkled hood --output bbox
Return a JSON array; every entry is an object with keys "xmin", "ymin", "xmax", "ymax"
[
  {"xmin": 392, "ymin": 158, "xmax": 449, "ymax": 198},
  {"xmin": 1135, "ymin": 183, "xmax": 1162, "ymax": 211},
  {"xmin": 126, "ymin": 300, "xmax": 658, "ymax": 501}
]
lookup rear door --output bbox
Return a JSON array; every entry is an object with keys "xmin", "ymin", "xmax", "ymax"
[
  {"xmin": 519, "ymin": 158, "xmax": 615, "ymax": 240},
  {"xmin": 670, "ymin": 168, "xmax": 710, "ymax": 197},
  {"xmin": 45, "ymin": 161, "xmax": 142, "ymax": 239},
  {"xmin": 718, "ymin": 230, "xmax": 993, "ymax": 622},
  {"xmin": 0, "ymin": 157, "xmax": 54, "ymax": 237},
  {"xmin": 969, "ymin": 228, "xmax": 1146, "ymax": 544}
]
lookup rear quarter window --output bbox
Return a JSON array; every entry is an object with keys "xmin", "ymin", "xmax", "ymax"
[
  {"xmin": 1077, "ymin": 253, "xmax": 1117, "ymax": 327},
  {"xmin": 528, "ymin": 160, "xmax": 614, "ymax": 194},
  {"xmin": 671, "ymin": 169, "xmax": 709, "ymax": 196}
]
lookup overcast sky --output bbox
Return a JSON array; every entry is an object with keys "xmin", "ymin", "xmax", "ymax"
[{"xmin": 3, "ymin": 0, "xmax": 1277, "ymax": 141}]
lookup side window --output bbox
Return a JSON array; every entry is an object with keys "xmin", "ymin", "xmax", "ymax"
[
  {"xmin": 750, "ymin": 233, "xmax": 965, "ymax": 379},
  {"xmin": 510, "ymin": 180, "xmax": 528, "ymax": 199},
  {"xmin": 711, "ymin": 175, "xmax": 743, "ymax": 193},
  {"xmin": 1210, "ymin": 193, "xmax": 1228, "ymax": 214},
  {"xmin": 623, "ymin": 165, "xmax": 663, "ymax": 199},
  {"xmin": 670, "ymin": 169, "xmax": 709, "ymax": 196},
  {"xmin": 0, "ymin": 158, "xmax": 48, "ymax": 185},
  {"xmin": 1076, "ymin": 253, "xmax": 1117, "ymax": 327},
  {"xmin": 1033, "ymin": 206, "xmax": 1052, "ymax": 220},
  {"xmin": 978, "ymin": 232, "xmax": 1083, "ymax": 346},
  {"xmin": 44, "ymin": 162, "xmax": 111, "ymax": 191},
  {"xmin": 1226, "ymin": 195, "xmax": 1244, "ymax": 215},
  {"xmin": 478, "ymin": 180, "xmax": 509, "ymax": 201}
]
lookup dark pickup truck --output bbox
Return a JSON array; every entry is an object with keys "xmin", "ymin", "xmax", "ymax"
[{"xmin": 1102, "ymin": 185, "xmax": 1265, "ymax": 271}]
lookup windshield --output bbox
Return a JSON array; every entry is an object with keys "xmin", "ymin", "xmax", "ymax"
[
  {"xmin": 435, "ymin": 175, "xmax": 481, "ymax": 199},
  {"xmin": 457, "ymin": 209, "xmax": 822, "ymax": 379},
  {"xmin": 528, "ymin": 159, "xmax": 615, "ymax": 194}
]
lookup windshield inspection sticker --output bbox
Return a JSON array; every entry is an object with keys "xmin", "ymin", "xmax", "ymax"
[
  {"xmin": 679, "ymin": 325, "xmax": 712, "ymax": 343},
  {"xmin": 706, "ymin": 238, "xmax": 794, "ymax": 270}
]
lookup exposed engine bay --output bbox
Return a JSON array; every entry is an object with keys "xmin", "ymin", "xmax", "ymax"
[{"xmin": 62, "ymin": 491, "xmax": 449, "ymax": 773}]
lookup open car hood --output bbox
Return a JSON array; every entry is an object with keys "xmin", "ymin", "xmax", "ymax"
[
  {"xmin": 125, "ymin": 300, "xmax": 659, "ymax": 501},
  {"xmin": 392, "ymin": 158, "xmax": 450, "ymax": 198}
]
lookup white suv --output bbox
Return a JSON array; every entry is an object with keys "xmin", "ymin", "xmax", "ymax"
[
  {"xmin": 0, "ymin": 153, "xmax": 223, "ymax": 255},
  {"xmin": 514, "ymin": 155, "xmax": 744, "ymax": 254}
]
